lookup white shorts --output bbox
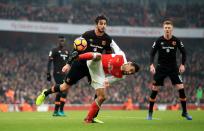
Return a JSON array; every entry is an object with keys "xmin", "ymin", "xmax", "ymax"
[{"xmin": 87, "ymin": 59, "xmax": 105, "ymax": 89}]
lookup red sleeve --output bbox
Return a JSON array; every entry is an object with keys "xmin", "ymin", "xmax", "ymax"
[{"xmin": 78, "ymin": 52, "xmax": 94, "ymax": 60}]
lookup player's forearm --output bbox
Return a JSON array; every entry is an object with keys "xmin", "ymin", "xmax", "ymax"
[
  {"xmin": 180, "ymin": 48, "xmax": 186, "ymax": 65},
  {"xmin": 47, "ymin": 59, "xmax": 52, "ymax": 73},
  {"xmin": 66, "ymin": 50, "xmax": 79, "ymax": 65},
  {"xmin": 150, "ymin": 49, "xmax": 156, "ymax": 64},
  {"xmin": 78, "ymin": 52, "xmax": 101, "ymax": 60},
  {"xmin": 78, "ymin": 52, "xmax": 94, "ymax": 60},
  {"xmin": 106, "ymin": 76, "xmax": 124, "ymax": 84}
]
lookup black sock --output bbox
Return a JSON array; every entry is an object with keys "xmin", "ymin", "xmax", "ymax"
[
  {"xmin": 149, "ymin": 90, "xmax": 158, "ymax": 113},
  {"xmin": 44, "ymin": 84, "xmax": 61, "ymax": 96},
  {"xmin": 60, "ymin": 92, "xmax": 67, "ymax": 112},
  {"xmin": 54, "ymin": 93, "xmax": 61, "ymax": 112},
  {"xmin": 94, "ymin": 110, "xmax": 99, "ymax": 118},
  {"xmin": 178, "ymin": 89, "xmax": 187, "ymax": 114}
]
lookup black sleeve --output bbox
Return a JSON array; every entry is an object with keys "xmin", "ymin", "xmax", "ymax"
[
  {"xmin": 66, "ymin": 49, "xmax": 79, "ymax": 65},
  {"xmin": 104, "ymin": 44, "xmax": 112, "ymax": 54},
  {"xmin": 177, "ymin": 40, "xmax": 186, "ymax": 65},
  {"xmin": 150, "ymin": 41, "xmax": 159, "ymax": 64},
  {"xmin": 47, "ymin": 50, "xmax": 54, "ymax": 73},
  {"xmin": 104, "ymin": 36, "xmax": 113, "ymax": 54}
]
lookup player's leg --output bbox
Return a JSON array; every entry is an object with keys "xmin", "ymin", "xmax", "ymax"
[
  {"xmin": 53, "ymin": 93, "xmax": 61, "ymax": 116},
  {"xmin": 53, "ymin": 73, "xmax": 65, "ymax": 116},
  {"xmin": 147, "ymin": 67, "xmax": 165, "ymax": 120},
  {"xmin": 176, "ymin": 84, "xmax": 192, "ymax": 120},
  {"xmin": 170, "ymin": 72, "xmax": 192, "ymax": 120},
  {"xmin": 58, "ymin": 92, "xmax": 67, "ymax": 116},
  {"xmin": 147, "ymin": 85, "xmax": 159, "ymax": 120},
  {"xmin": 36, "ymin": 82, "xmax": 70, "ymax": 106},
  {"xmin": 85, "ymin": 59, "xmax": 105, "ymax": 123},
  {"xmin": 93, "ymin": 94, "xmax": 99, "ymax": 118},
  {"xmin": 85, "ymin": 88, "xmax": 106, "ymax": 123},
  {"xmin": 36, "ymin": 61, "xmax": 86, "ymax": 106}
]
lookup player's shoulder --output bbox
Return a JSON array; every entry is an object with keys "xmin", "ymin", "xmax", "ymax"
[
  {"xmin": 51, "ymin": 47, "xmax": 58, "ymax": 52},
  {"xmin": 154, "ymin": 36, "xmax": 163, "ymax": 44},
  {"xmin": 82, "ymin": 30, "xmax": 95, "ymax": 38},
  {"xmin": 172, "ymin": 35, "xmax": 181, "ymax": 42},
  {"xmin": 103, "ymin": 32, "xmax": 112, "ymax": 42},
  {"xmin": 157, "ymin": 36, "xmax": 164, "ymax": 41}
]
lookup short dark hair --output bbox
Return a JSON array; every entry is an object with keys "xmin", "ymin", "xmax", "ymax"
[
  {"xmin": 131, "ymin": 62, "xmax": 140, "ymax": 73},
  {"xmin": 95, "ymin": 15, "xmax": 108, "ymax": 24},
  {"xmin": 163, "ymin": 20, "xmax": 173, "ymax": 26}
]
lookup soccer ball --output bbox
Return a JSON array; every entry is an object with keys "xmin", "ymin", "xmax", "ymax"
[{"xmin": 73, "ymin": 37, "xmax": 87, "ymax": 51}]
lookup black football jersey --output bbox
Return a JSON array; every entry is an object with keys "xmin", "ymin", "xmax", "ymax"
[
  {"xmin": 81, "ymin": 30, "xmax": 112, "ymax": 54},
  {"xmin": 48, "ymin": 47, "xmax": 69, "ymax": 73},
  {"xmin": 150, "ymin": 35, "xmax": 186, "ymax": 66}
]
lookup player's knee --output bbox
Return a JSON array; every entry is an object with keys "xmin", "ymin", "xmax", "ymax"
[
  {"xmin": 176, "ymin": 84, "xmax": 184, "ymax": 90},
  {"xmin": 97, "ymin": 95, "xmax": 106, "ymax": 103},
  {"xmin": 152, "ymin": 85, "xmax": 159, "ymax": 91},
  {"xmin": 60, "ymin": 82, "xmax": 70, "ymax": 92}
]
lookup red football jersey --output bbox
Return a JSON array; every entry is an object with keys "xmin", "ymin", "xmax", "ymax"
[{"xmin": 102, "ymin": 54, "xmax": 124, "ymax": 78}]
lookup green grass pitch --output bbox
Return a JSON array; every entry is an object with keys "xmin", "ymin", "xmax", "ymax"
[{"xmin": 0, "ymin": 110, "xmax": 203, "ymax": 131}]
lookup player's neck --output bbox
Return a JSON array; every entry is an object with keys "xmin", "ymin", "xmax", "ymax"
[
  {"xmin": 95, "ymin": 28, "xmax": 104, "ymax": 36},
  {"xmin": 163, "ymin": 34, "xmax": 172, "ymax": 40},
  {"xmin": 58, "ymin": 46, "xmax": 64, "ymax": 49}
]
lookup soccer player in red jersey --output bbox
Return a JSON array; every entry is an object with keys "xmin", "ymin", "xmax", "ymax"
[{"xmin": 36, "ymin": 15, "xmax": 139, "ymax": 123}]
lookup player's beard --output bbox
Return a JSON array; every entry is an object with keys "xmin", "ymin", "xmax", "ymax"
[
  {"xmin": 97, "ymin": 28, "xmax": 105, "ymax": 33},
  {"xmin": 59, "ymin": 43, "xmax": 64, "ymax": 48}
]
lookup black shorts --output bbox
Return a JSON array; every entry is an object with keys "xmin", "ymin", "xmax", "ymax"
[
  {"xmin": 64, "ymin": 60, "xmax": 91, "ymax": 85},
  {"xmin": 53, "ymin": 73, "xmax": 66, "ymax": 84},
  {"xmin": 153, "ymin": 65, "xmax": 183, "ymax": 86}
]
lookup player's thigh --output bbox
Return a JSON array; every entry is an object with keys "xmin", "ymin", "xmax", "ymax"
[
  {"xmin": 87, "ymin": 60, "xmax": 105, "ymax": 89},
  {"xmin": 153, "ymin": 67, "xmax": 167, "ymax": 86},
  {"xmin": 65, "ymin": 61, "xmax": 89, "ymax": 85},
  {"xmin": 53, "ymin": 73, "xmax": 66, "ymax": 84},
  {"xmin": 169, "ymin": 70, "xmax": 183, "ymax": 85}
]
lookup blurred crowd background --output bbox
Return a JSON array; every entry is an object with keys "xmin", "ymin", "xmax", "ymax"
[
  {"xmin": 0, "ymin": 0, "xmax": 204, "ymax": 107},
  {"xmin": 0, "ymin": 0, "xmax": 203, "ymax": 27}
]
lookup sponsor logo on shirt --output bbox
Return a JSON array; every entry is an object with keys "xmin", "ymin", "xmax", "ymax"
[
  {"xmin": 102, "ymin": 41, "xmax": 106, "ymax": 46},
  {"xmin": 172, "ymin": 41, "xmax": 176, "ymax": 46}
]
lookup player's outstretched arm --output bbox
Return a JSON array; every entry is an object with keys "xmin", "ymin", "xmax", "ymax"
[{"xmin": 78, "ymin": 52, "xmax": 101, "ymax": 60}]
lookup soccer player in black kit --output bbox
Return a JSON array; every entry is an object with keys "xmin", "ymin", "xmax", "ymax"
[
  {"xmin": 36, "ymin": 15, "xmax": 121, "ymax": 123},
  {"xmin": 47, "ymin": 36, "xmax": 69, "ymax": 116},
  {"xmin": 147, "ymin": 20, "xmax": 192, "ymax": 120}
]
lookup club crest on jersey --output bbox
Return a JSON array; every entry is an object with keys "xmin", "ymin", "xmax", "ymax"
[
  {"xmin": 93, "ymin": 48, "xmax": 97, "ymax": 52},
  {"xmin": 89, "ymin": 39, "xmax": 93, "ymax": 42},
  {"xmin": 161, "ymin": 42, "xmax": 164, "ymax": 45},
  {"xmin": 172, "ymin": 41, "xmax": 176, "ymax": 46},
  {"xmin": 102, "ymin": 41, "xmax": 106, "ymax": 46}
]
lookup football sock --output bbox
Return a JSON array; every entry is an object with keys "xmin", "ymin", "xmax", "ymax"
[
  {"xmin": 54, "ymin": 93, "xmax": 61, "ymax": 112},
  {"xmin": 86, "ymin": 101, "xmax": 100, "ymax": 121},
  {"xmin": 93, "ymin": 110, "xmax": 99, "ymax": 118},
  {"xmin": 60, "ymin": 93, "xmax": 67, "ymax": 111},
  {"xmin": 149, "ymin": 90, "xmax": 158, "ymax": 113},
  {"xmin": 54, "ymin": 102, "xmax": 60, "ymax": 112},
  {"xmin": 178, "ymin": 89, "xmax": 187, "ymax": 113},
  {"xmin": 44, "ymin": 85, "xmax": 61, "ymax": 96}
]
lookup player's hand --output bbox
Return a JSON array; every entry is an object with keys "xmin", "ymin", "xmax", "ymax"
[
  {"xmin": 47, "ymin": 72, "xmax": 51, "ymax": 81},
  {"xmin": 93, "ymin": 53, "xmax": 101, "ymax": 61},
  {"xmin": 104, "ymin": 78, "xmax": 110, "ymax": 88},
  {"xmin": 150, "ymin": 64, "xmax": 156, "ymax": 74},
  {"xmin": 179, "ymin": 64, "xmax": 185, "ymax": 73},
  {"xmin": 62, "ymin": 64, "xmax": 71, "ymax": 73}
]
